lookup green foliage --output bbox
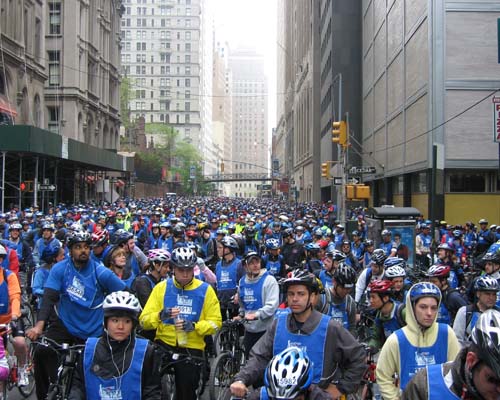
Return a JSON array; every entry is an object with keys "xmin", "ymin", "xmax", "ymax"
[{"xmin": 120, "ymin": 76, "xmax": 133, "ymax": 130}]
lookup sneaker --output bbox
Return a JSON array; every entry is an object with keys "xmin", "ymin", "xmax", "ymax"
[{"xmin": 18, "ymin": 367, "xmax": 29, "ymax": 387}]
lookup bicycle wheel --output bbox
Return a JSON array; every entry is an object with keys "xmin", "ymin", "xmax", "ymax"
[
  {"xmin": 17, "ymin": 341, "xmax": 36, "ymax": 397},
  {"xmin": 195, "ymin": 353, "xmax": 208, "ymax": 397},
  {"xmin": 161, "ymin": 372, "xmax": 176, "ymax": 400},
  {"xmin": 209, "ymin": 352, "xmax": 237, "ymax": 400},
  {"xmin": 46, "ymin": 384, "xmax": 63, "ymax": 400},
  {"xmin": 213, "ymin": 328, "xmax": 228, "ymax": 356}
]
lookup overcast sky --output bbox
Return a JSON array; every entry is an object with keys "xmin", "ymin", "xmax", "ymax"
[{"xmin": 212, "ymin": 0, "xmax": 277, "ymax": 141}]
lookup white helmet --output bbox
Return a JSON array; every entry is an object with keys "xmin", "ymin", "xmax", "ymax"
[{"xmin": 103, "ymin": 291, "xmax": 141, "ymax": 321}]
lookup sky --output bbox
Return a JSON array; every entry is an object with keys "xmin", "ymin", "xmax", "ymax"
[{"xmin": 212, "ymin": 0, "xmax": 277, "ymax": 141}]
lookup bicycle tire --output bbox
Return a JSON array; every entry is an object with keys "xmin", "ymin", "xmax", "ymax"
[
  {"xmin": 161, "ymin": 372, "xmax": 176, "ymax": 400},
  {"xmin": 46, "ymin": 384, "xmax": 63, "ymax": 400},
  {"xmin": 209, "ymin": 352, "xmax": 238, "ymax": 400},
  {"xmin": 213, "ymin": 327, "xmax": 229, "ymax": 356},
  {"xmin": 196, "ymin": 353, "xmax": 208, "ymax": 397},
  {"xmin": 17, "ymin": 341, "xmax": 36, "ymax": 398}
]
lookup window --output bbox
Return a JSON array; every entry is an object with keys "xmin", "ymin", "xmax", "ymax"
[
  {"xmin": 185, "ymin": 66, "xmax": 191, "ymax": 75},
  {"xmin": 185, "ymin": 43, "xmax": 191, "ymax": 52},
  {"xmin": 186, "ymin": 7, "xmax": 191, "ymax": 15},
  {"xmin": 185, "ymin": 54, "xmax": 191, "ymax": 63},
  {"xmin": 185, "ymin": 78, "xmax": 190, "ymax": 87},
  {"xmin": 185, "ymin": 90, "xmax": 190, "ymax": 99},
  {"xmin": 185, "ymin": 102, "xmax": 190, "ymax": 111},
  {"xmin": 49, "ymin": 2, "xmax": 61, "ymax": 35},
  {"xmin": 412, "ymin": 172, "xmax": 427, "ymax": 193},
  {"xmin": 185, "ymin": 19, "xmax": 191, "ymax": 27},
  {"xmin": 48, "ymin": 107, "xmax": 60, "ymax": 133},
  {"xmin": 48, "ymin": 51, "xmax": 60, "ymax": 85},
  {"xmin": 185, "ymin": 114, "xmax": 190, "ymax": 123},
  {"xmin": 449, "ymin": 173, "xmax": 486, "ymax": 192},
  {"xmin": 185, "ymin": 31, "xmax": 191, "ymax": 40}
]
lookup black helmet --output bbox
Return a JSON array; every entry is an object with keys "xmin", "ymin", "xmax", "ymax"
[
  {"xmin": 113, "ymin": 229, "xmax": 133, "ymax": 245},
  {"xmin": 244, "ymin": 251, "xmax": 261, "ymax": 263},
  {"xmin": 283, "ymin": 270, "xmax": 319, "ymax": 293},
  {"xmin": 333, "ymin": 263, "xmax": 356, "ymax": 288},
  {"xmin": 220, "ymin": 236, "xmax": 239, "ymax": 251},
  {"xmin": 371, "ymin": 249, "xmax": 387, "ymax": 265},
  {"xmin": 473, "ymin": 276, "xmax": 500, "ymax": 292},
  {"xmin": 67, "ymin": 231, "xmax": 92, "ymax": 248},
  {"xmin": 471, "ymin": 309, "xmax": 500, "ymax": 377},
  {"xmin": 172, "ymin": 225, "xmax": 185, "ymax": 238},
  {"xmin": 282, "ymin": 228, "xmax": 294, "ymax": 239},
  {"xmin": 244, "ymin": 226, "xmax": 256, "ymax": 237}
]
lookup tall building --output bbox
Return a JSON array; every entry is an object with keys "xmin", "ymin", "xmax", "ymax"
[
  {"xmin": 276, "ymin": 0, "xmax": 320, "ymax": 202},
  {"xmin": 121, "ymin": 0, "xmax": 211, "ymax": 155},
  {"xmin": 362, "ymin": 1, "xmax": 500, "ymax": 223},
  {"xmin": 229, "ymin": 47, "xmax": 268, "ymax": 198},
  {"xmin": 45, "ymin": 0, "xmax": 122, "ymax": 147}
]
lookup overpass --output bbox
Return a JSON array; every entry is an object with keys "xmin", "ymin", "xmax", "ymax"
[{"xmin": 202, "ymin": 173, "xmax": 279, "ymax": 183}]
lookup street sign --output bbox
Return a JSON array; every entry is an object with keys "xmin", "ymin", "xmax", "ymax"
[
  {"xmin": 347, "ymin": 177, "xmax": 360, "ymax": 185},
  {"xmin": 349, "ymin": 166, "xmax": 376, "ymax": 174},
  {"xmin": 493, "ymin": 96, "xmax": 500, "ymax": 143},
  {"xmin": 333, "ymin": 177, "xmax": 342, "ymax": 186},
  {"xmin": 38, "ymin": 184, "xmax": 57, "ymax": 191}
]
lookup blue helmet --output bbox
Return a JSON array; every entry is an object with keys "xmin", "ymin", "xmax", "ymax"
[
  {"xmin": 408, "ymin": 282, "xmax": 441, "ymax": 304},
  {"xmin": 265, "ymin": 238, "xmax": 280, "ymax": 250},
  {"xmin": 383, "ymin": 257, "xmax": 406, "ymax": 269},
  {"xmin": 304, "ymin": 243, "xmax": 320, "ymax": 252},
  {"xmin": 41, "ymin": 241, "xmax": 62, "ymax": 263}
]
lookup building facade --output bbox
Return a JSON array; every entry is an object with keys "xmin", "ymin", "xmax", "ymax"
[
  {"xmin": 229, "ymin": 47, "xmax": 268, "ymax": 198},
  {"xmin": 45, "ymin": 0, "xmax": 122, "ymax": 148},
  {"xmin": 362, "ymin": 1, "xmax": 500, "ymax": 223}
]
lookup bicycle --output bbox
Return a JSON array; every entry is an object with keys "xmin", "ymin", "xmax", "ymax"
[
  {"xmin": 34, "ymin": 336, "xmax": 85, "ymax": 400},
  {"xmin": 0, "ymin": 323, "xmax": 35, "ymax": 399},
  {"xmin": 155, "ymin": 341, "xmax": 208, "ymax": 400},
  {"xmin": 345, "ymin": 344, "xmax": 378, "ymax": 400},
  {"xmin": 209, "ymin": 319, "xmax": 246, "ymax": 400}
]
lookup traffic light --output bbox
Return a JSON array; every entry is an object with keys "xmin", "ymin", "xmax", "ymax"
[
  {"xmin": 321, "ymin": 162, "xmax": 330, "ymax": 179},
  {"xmin": 332, "ymin": 120, "xmax": 347, "ymax": 147},
  {"xmin": 20, "ymin": 182, "xmax": 26, "ymax": 191}
]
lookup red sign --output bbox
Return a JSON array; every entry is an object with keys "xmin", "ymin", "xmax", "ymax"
[{"xmin": 493, "ymin": 97, "xmax": 500, "ymax": 143}]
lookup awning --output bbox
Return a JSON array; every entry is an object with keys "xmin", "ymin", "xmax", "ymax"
[{"xmin": 0, "ymin": 98, "xmax": 17, "ymax": 117}]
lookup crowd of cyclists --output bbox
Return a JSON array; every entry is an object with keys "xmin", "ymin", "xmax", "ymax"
[{"xmin": 0, "ymin": 197, "xmax": 497, "ymax": 399}]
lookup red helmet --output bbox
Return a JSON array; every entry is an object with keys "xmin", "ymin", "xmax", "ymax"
[
  {"xmin": 186, "ymin": 230, "xmax": 198, "ymax": 239},
  {"xmin": 91, "ymin": 230, "xmax": 109, "ymax": 247},
  {"xmin": 426, "ymin": 264, "xmax": 451, "ymax": 278},
  {"xmin": 368, "ymin": 279, "xmax": 393, "ymax": 294}
]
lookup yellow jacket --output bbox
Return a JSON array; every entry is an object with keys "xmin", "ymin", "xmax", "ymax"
[{"xmin": 140, "ymin": 277, "xmax": 221, "ymax": 351}]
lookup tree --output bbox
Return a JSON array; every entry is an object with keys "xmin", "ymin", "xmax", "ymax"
[{"xmin": 120, "ymin": 76, "xmax": 133, "ymax": 130}]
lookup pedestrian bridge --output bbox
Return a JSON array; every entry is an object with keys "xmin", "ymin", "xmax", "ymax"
[{"xmin": 202, "ymin": 173, "xmax": 279, "ymax": 182}]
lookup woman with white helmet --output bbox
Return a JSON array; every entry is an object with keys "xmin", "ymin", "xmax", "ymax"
[{"xmin": 69, "ymin": 291, "xmax": 161, "ymax": 399}]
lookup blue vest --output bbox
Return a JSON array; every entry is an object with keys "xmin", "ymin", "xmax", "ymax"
[
  {"xmin": 63, "ymin": 261, "xmax": 99, "ymax": 309},
  {"xmin": 259, "ymin": 387, "xmax": 270, "ymax": 400},
  {"xmin": 216, "ymin": 258, "xmax": 239, "ymax": 291},
  {"xmin": 437, "ymin": 301, "xmax": 451, "ymax": 325},
  {"xmin": 162, "ymin": 278, "xmax": 208, "ymax": 323},
  {"xmin": 0, "ymin": 269, "xmax": 11, "ymax": 314},
  {"xmin": 418, "ymin": 233, "xmax": 432, "ymax": 248},
  {"xmin": 326, "ymin": 300, "xmax": 349, "ymax": 329},
  {"xmin": 263, "ymin": 255, "xmax": 282, "ymax": 277},
  {"xmin": 239, "ymin": 272, "xmax": 268, "ymax": 311},
  {"xmin": 273, "ymin": 313, "xmax": 330, "ymax": 384},
  {"xmin": 426, "ymin": 363, "xmax": 460, "ymax": 399},
  {"xmin": 377, "ymin": 303, "xmax": 403, "ymax": 339},
  {"xmin": 396, "ymin": 323, "xmax": 449, "ymax": 389},
  {"xmin": 319, "ymin": 270, "xmax": 333, "ymax": 289},
  {"xmin": 380, "ymin": 241, "xmax": 395, "ymax": 255},
  {"xmin": 84, "ymin": 337, "xmax": 147, "ymax": 400}
]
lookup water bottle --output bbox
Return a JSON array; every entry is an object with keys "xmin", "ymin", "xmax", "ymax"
[{"xmin": 175, "ymin": 316, "xmax": 188, "ymax": 346}]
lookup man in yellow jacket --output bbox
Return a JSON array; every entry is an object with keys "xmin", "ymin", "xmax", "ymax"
[
  {"xmin": 140, "ymin": 247, "xmax": 221, "ymax": 400},
  {"xmin": 375, "ymin": 282, "xmax": 460, "ymax": 400}
]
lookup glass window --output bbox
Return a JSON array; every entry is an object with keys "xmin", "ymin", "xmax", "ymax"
[
  {"xmin": 449, "ymin": 173, "xmax": 486, "ymax": 192},
  {"xmin": 49, "ymin": 2, "xmax": 61, "ymax": 35},
  {"xmin": 412, "ymin": 172, "xmax": 427, "ymax": 193},
  {"xmin": 48, "ymin": 51, "xmax": 60, "ymax": 85}
]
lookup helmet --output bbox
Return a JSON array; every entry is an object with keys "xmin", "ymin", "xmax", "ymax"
[
  {"xmin": 437, "ymin": 243, "xmax": 455, "ymax": 253},
  {"xmin": 41, "ymin": 241, "xmax": 62, "ymax": 263},
  {"xmin": 408, "ymin": 282, "xmax": 441, "ymax": 304},
  {"xmin": 160, "ymin": 222, "xmax": 171, "ymax": 229},
  {"xmin": 381, "ymin": 229, "xmax": 391, "ymax": 236},
  {"xmin": 0, "ymin": 244, "xmax": 6, "ymax": 257},
  {"xmin": 452, "ymin": 230, "xmax": 462, "ymax": 238},
  {"xmin": 113, "ymin": 229, "xmax": 133, "ymax": 245},
  {"xmin": 383, "ymin": 257, "xmax": 406, "ymax": 269},
  {"xmin": 368, "ymin": 279, "xmax": 393, "ymax": 294},
  {"xmin": 172, "ymin": 225, "xmax": 185, "ymax": 238},
  {"xmin": 264, "ymin": 346, "xmax": 313, "ymax": 399},
  {"xmin": 151, "ymin": 223, "xmax": 160, "ymax": 230},
  {"xmin": 265, "ymin": 238, "xmax": 280, "ymax": 250},
  {"xmin": 471, "ymin": 309, "xmax": 500, "ymax": 377},
  {"xmin": 220, "ymin": 236, "xmax": 239, "ymax": 251},
  {"xmin": 244, "ymin": 251, "xmax": 261, "ymax": 263},
  {"xmin": 91, "ymin": 230, "xmax": 109, "ymax": 247},
  {"xmin": 304, "ymin": 243, "xmax": 320, "ymax": 252},
  {"xmin": 66, "ymin": 231, "xmax": 92, "ymax": 248},
  {"xmin": 313, "ymin": 228, "xmax": 323, "ymax": 238},
  {"xmin": 41, "ymin": 222, "xmax": 55, "ymax": 231},
  {"xmin": 170, "ymin": 247, "xmax": 197, "ymax": 269},
  {"xmin": 474, "ymin": 276, "xmax": 500, "ymax": 292},
  {"xmin": 147, "ymin": 249, "xmax": 171, "ymax": 263},
  {"xmin": 281, "ymin": 228, "xmax": 294, "ymax": 239},
  {"xmin": 384, "ymin": 265, "xmax": 407, "ymax": 279},
  {"xmin": 333, "ymin": 264, "xmax": 356, "ymax": 288},
  {"xmin": 8, "ymin": 223, "xmax": 22, "ymax": 231},
  {"xmin": 479, "ymin": 218, "xmax": 488, "ymax": 225},
  {"xmin": 426, "ymin": 264, "xmax": 451, "ymax": 278},
  {"xmin": 364, "ymin": 239, "xmax": 374, "ymax": 247},
  {"xmin": 244, "ymin": 226, "xmax": 256, "ymax": 237},
  {"xmin": 325, "ymin": 249, "xmax": 346, "ymax": 262},
  {"xmin": 103, "ymin": 291, "xmax": 141, "ymax": 322},
  {"xmin": 185, "ymin": 230, "xmax": 198, "ymax": 239},
  {"xmin": 371, "ymin": 249, "xmax": 387, "ymax": 265},
  {"xmin": 483, "ymin": 248, "xmax": 500, "ymax": 263},
  {"xmin": 283, "ymin": 270, "xmax": 319, "ymax": 293},
  {"xmin": 351, "ymin": 230, "xmax": 360, "ymax": 237},
  {"xmin": 215, "ymin": 228, "xmax": 227, "ymax": 236}
]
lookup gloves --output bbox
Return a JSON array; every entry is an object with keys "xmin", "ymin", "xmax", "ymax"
[
  {"xmin": 160, "ymin": 308, "xmax": 174, "ymax": 321},
  {"xmin": 182, "ymin": 320, "xmax": 195, "ymax": 332}
]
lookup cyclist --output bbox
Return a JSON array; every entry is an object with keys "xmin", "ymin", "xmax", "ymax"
[
  {"xmin": 415, "ymin": 223, "xmax": 432, "ymax": 269},
  {"xmin": 196, "ymin": 224, "xmax": 218, "ymax": 269},
  {"xmin": 376, "ymin": 282, "xmax": 460, "ymax": 398},
  {"xmin": 304, "ymin": 243, "xmax": 323, "ymax": 274},
  {"xmin": 453, "ymin": 275, "xmax": 500, "ymax": 346},
  {"xmin": 403, "ymin": 309, "xmax": 500, "ymax": 399},
  {"xmin": 281, "ymin": 227, "xmax": 305, "ymax": 270},
  {"xmin": 230, "ymin": 270, "xmax": 366, "ymax": 399},
  {"xmin": 0, "ymin": 244, "xmax": 29, "ymax": 386},
  {"xmin": 426, "ymin": 264, "xmax": 468, "ymax": 325},
  {"xmin": 318, "ymin": 249, "xmax": 346, "ymax": 290},
  {"xmin": 355, "ymin": 248, "xmax": 386, "ymax": 305},
  {"xmin": 367, "ymin": 279, "xmax": 406, "ymax": 353},
  {"xmin": 113, "ymin": 229, "xmax": 148, "ymax": 279},
  {"xmin": 236, "ymin": 251, "xmax": 279, "ymax": 359},
  {"xmin": 215, "ymin": 236, "xmax": 245, "ymax": 320},
  {"xmin": 435, "ymin": 243, "xmax": 463, "ymax": 289},
  {"xmin": 379, "ymin": 229, "xmax": 397, "ymax": 257},
  {"xmin": 248, "ymin": 346, "xmax": 331, "ymax": 400},
  {"xmin": 476, "ymin": 219, "xmax": 495, "ymax": 258},
  {"xmin": 7, "ymin": 223, "xmax": 33, "ymax": 273},
  {"xmin": 340, "ymin": 240, "xmax": 360, "ymax": 271},
  {"xmin": 32, "ymin": 240, "xmax": 65, "ymax": 309},
  {"xmin": 384, "ymin": 258, "xmax": 409, "ymax": 303},
  {"xmin": 139, "ymin": 246, "xmax": 221, "ymax": 400},
  {"xmin": 481, "ymin": 246, "xmax": 500, "ymax": 306},
  {"xmin": 319, "ymin": 263, "xmax": 357, "ymax": 335},
  {"xmin": 69, "ymin": 291, "xmax": 161, "ymax": 399},
  {"xmin": 90, "ymin": 229, "xmax": 109, "ymax": 263},
  {"xmin": 27, "ymin": 230, "xmax": 127, "ymax": 400},
  {"xmin": 32, "ymin": 222, "xmax": 60, "ymax": 267},
  {"xmin": 362, "ymin": 239, "xmax": 375, "ymax": 269},
  {"xmin": 104, "ymin": 246, "xmax": 134, "ymax": 287},
  {"xmin": 262, "ymin": 238, "xmax": 286, "ymax": 278}
]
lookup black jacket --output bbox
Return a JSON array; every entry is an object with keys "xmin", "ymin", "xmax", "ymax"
[{"xmin": 68, "ymin": 334, "xmax": 161, "ymax": 400}]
